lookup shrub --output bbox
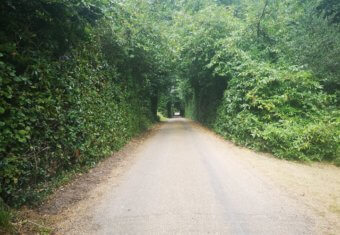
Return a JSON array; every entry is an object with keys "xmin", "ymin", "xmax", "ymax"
[{"xmin": 213, "ymin": 55, "xmax": 339, "ymax": 162}]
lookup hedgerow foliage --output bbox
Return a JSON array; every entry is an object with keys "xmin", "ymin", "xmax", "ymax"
[
  {"xmin": 165, "ymin": 0, "xmax": 339, "ymax": 162},
  {"xmin": 0, "ymin": 0, "xmax": 171, "ymax": 206},
  {"xmin": 212, "ymin": 49, "xmax": 339, "ymax": 161}
]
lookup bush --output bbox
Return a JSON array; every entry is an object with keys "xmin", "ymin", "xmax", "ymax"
[{"xmin": 213, "ymin": 55, "xmax": 339, "ymax": 162}]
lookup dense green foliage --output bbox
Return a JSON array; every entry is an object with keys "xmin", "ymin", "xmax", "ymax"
[
  {"xmin": 0, "ymin": 0, "xmax": 339, "ymax": 211},
  {"xmin": 161, "ymin": 0, "xmax": 339, "ymax": 162},
  {"xmin": 0, "ymin": 0, "xmax": 172, "ymax": 207}
]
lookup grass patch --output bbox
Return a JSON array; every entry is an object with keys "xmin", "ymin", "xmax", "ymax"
[
  {"xmin": 157, "ymin": 112, "xmax": 168, "ymax": 122},
  {"xmin": 0, "ymin": 199, "xmax": 13, "ymax": 234},
  {"xmin": 334, "ymin": 157, "xmax": 340, "ymax": 167}
]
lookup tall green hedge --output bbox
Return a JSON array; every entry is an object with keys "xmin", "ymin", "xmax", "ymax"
[{"xmin": 0, "ymin": 0, "xmax": 165, "ymax": 207}]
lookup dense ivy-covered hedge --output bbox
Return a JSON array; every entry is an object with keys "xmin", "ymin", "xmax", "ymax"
[
  {"xmin": 0, "ymin": 45, "xmax": 152, "ymax": 206},
  {"xmin": 0, "ymin": 0, "xmax": 168, "ymax": 207}
]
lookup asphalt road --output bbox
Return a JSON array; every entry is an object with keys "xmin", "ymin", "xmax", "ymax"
[{"xmin": 81, "ymin": 118, "xmax": 316, "ymax": 234}]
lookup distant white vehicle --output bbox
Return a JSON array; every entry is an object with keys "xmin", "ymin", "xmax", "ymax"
[{"xmin": 174, "ymin": 112, "xmax": 180, "ymax": 116}]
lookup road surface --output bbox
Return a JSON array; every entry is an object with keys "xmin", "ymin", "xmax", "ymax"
[{"xmin": 56, "ymin": 118, "xmax": 339, "ymax": 234}]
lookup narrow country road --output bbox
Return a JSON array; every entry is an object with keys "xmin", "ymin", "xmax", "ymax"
[{"xmin": 55, "ymin": 118, "xmax": 340, "ymax": 234}]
